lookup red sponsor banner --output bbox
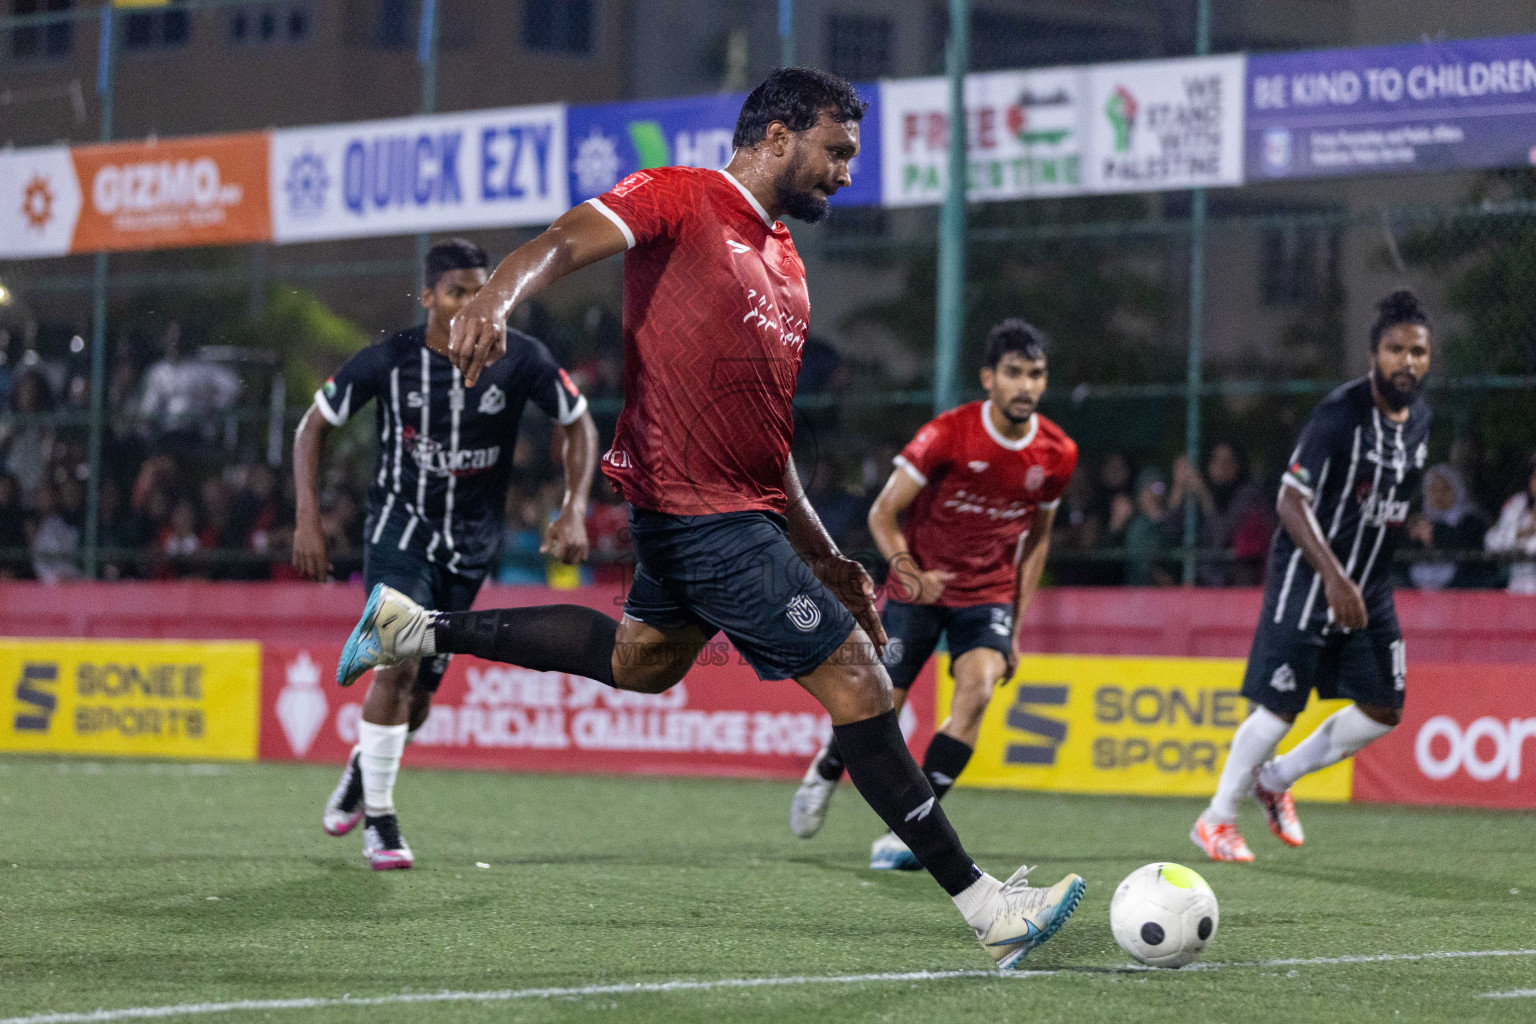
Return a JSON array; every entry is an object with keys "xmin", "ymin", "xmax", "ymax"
[
  {"xmin": 1352, "ymin": 663, "xmax": 1536, "ymax": 809},
  {"xmin": 69, "ymin": 132, "xmax": 271, "ymax": 253},
  {"xmin": 260, "ymin": 643, "xmax": 934, "ymax": 779}
]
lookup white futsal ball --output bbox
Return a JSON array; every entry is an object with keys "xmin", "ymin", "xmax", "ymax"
[{"xmin": 1110, "ymin": 862, "xmax": 1219, "ymax": 967}]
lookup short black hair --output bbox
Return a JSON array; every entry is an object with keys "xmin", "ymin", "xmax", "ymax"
[
  {"xmin": 732, "ymin": 67, "xmax": 867, "ymax": 150},
  {"xmin": 424, "ymin": 237, "xmax": 488, "ymax": 288},
  {"xmin": 984, "ymin": 318, "xmax": 1050, "ymax": 368},
  {"xmin": 1370, "ymin": 288, "xmax": 1430, "ymax": 349}
]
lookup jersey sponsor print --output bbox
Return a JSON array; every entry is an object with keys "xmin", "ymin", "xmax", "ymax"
[
  {"xmin": 586, "ymin": 166, "xmax": 810, "ymax": 516},
  {"xmin": 895, "ymin": 401, "xmax": 1078, "ymax": 606},
  {"xmin": 1266, "ymin": 377, "xmax": 1430, "ymax": 635},
  {"xmin": 314, "ymin": 325, "xmax": 586, "ymax": 578}
]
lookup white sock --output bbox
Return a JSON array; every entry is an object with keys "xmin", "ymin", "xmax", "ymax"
[
  {"xmin": 953, "ymin": 872, "xmax": 1003, "ymax": 930},
  {"xmin": 1259, "ymin": 705, "xmax": 1393, "ymax": 792},
  {"xmin": 1205, "ymin": 707, "xmax": 1291, "ymax": 823},
  {"xmin": 358, "ymin": 720, "xmax": 409, "ymax": 815}
]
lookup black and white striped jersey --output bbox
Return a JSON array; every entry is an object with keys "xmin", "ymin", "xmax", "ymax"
[
  {"xmin": 1264, "ymin": 377, "xmax": 1431, "ymax": 635},
  {"xmin": 314, "ymin": 325, "xmax": 587, "ymax": 579}
]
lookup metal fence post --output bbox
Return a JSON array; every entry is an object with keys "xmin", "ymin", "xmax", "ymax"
[
  {"xmin": 933, "ymin": 0, "xmax": 970, "ymax": 416},
  {"xmin": 778, "ymin": 0, "xmax": 794, "ymax": 66},
  {"xmin": 413, "ymin": 0, "xmax": 440, "ymax": 316},
  {"xmin": 1181, "ymin": 0, "xmax": 1213, "ymax": 586},
  {"xmin": 83, "ymin": 4, "xmax": 116, "ymax": 579}
]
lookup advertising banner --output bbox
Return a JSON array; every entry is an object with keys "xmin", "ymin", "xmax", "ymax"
[
  {"xmin": 1085, "ymin": 55, "xmax": 1247, "ymax": 193},
  {"xmin": 1247, "ymin": 35, "xmax": 1536, "ymax": 180},
  {"xmin": 566, "ymin": 86, "xmax": 881, "ymax": 208},
  {"xmin": 0, "ymin": 146, "xmax": 83, "ymax": 259},
  {"xmin": 261, "ymin": 644, "xmax": 932, "ymax": 779},
  {"xmin": 945, "ymin": 654, "xmax": 1351, "ymax": 801},
  {"xmin": 0, "ymin": 134, "xmax": 270, "ymax": 258},
  {"xmin": 69, "ymin": 132, "xmax": 272, "ymax": 252},
  {"xmin": 0, "ymin": 638, "xmax": 259, "ymax": 760},
  {"xmin": 1351, "ymin": 664, "xmax": 1536, "ymax": 809},
  {"xmin": 270, "ymin": 104, "xmax": 567, "ymax": 243},
  {"xmin": 880, "ymin": 67, "xmax": 1088, "ymax": 207}
]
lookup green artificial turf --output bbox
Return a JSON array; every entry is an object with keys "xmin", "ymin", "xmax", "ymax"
[{"xmin": 1, "ymin": 757, "xmax": 1532, "ymax": 1023}]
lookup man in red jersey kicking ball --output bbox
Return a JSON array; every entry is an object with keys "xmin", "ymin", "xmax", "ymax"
[
  {"xmin": 791, "ymin": 320, "xmax": 1077, "ymax": 870},
  {"xmin": 332, "ymin": 69, "xmax": 1083, "ymax": 968}
]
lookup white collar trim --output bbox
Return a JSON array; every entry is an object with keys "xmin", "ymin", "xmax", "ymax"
[
  {"xmin": 981, "ymin": 401, "xmax": 1037, "ymax": 451},
  {"xmin": 719, "ymin": 170, "xmax": 774, "ymax": 227}
]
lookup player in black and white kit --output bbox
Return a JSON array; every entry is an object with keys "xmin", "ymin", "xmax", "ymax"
[
  {"xmin": 1192, "ymin": 290, "xmax": 1433, "ymax": 862},
  {"xmin": 292, "ymin": 238, "xmax": 598, "ymax": 869}
]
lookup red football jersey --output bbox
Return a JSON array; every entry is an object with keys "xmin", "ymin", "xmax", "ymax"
[
  {"xmin": 896, "ymin": 401, "xmax": 1078, "ymax": 607},
  {"xmin": 587, "ymin": 166, "xmax": 810, "ymax": 516}
]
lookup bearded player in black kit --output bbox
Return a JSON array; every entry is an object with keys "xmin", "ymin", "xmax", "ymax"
[{"xmin": 1192, "ymin": 290, "xmax": 1433, "ymax": 862}]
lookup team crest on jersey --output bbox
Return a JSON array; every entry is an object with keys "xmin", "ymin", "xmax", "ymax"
[
  {"xmin": 610, "ymin": 171, "xmax": 652, "ymax": 197},
  {"xmin": 1270, "ymin": 664, "xmax": 1297, "ymax": 692},
  {"xmin": 785, "ymin": 594, "xmax": 822, "ymax": 633},
  {"xmin": 1025, "ymin": 465, "xmax": 1047, "ymax": 491},
  {"xmin": 968, "ymin": 460, "xmax": 989, "ymax": 473},
  {"xmin": 478, "ymin": 385, "xmax": 506, "ymax": 415}
]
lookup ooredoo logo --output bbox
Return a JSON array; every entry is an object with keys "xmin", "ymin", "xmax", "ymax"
[
  {"xmin": 92, "ymin": 158, "xmax": 243, "ymax": 218},
  {"xmin": 1414, "ymin": 715, "xmax": 1536, "ymax": 783}
]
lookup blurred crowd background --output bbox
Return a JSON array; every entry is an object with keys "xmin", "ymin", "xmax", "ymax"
[{"xmin": 3, "ymin": 306, "xmax": 1532, "ymax": 592}]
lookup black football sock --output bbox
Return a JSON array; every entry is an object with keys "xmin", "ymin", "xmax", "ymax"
[
  {"xmin": 921, "ymin": 733, "xmax": 974, "ymax": 802},
  {"xmin": 817, "ymin": 737, "xmax": 847, "ymax": 780},
  {"xmin": 430, "ymin": 606, "xmax": 616, "ymax": 686},
  {"xmin": 833, "ymin": 710, "xmax": 981, "ymax": 897}
]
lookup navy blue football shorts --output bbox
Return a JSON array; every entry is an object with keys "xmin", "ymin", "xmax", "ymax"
[
  {"xmin": 1240, "ymin": 616, "xmax": 1407, "ymax": 717},
  {"xmin": 879, "ymin": 599, "xmax": 1013, "ymax": 690},
  {"xmin": 364, "ymin": 523, "xmax": 484, "ymax": 693},
  {"xmin": 622, "ymin": 507, "xmax": 857, "ymax": 681}
]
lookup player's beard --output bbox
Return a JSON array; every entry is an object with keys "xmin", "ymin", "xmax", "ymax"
[
  {"xmin": 1372, "ymin": 365, "xmax": 1422, "ymax": 411},
  {"xmin": 776, "ymin": 150, "xmax": 831, "ymax": 224},
  {"xmin": 999, "ymin": 402, "xmax": 1034, "ymax": 425}
]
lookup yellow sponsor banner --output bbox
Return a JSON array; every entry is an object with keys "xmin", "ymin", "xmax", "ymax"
[
  {"xmin": 0, "ymin": 639, "xmax": 259, "ymax": 761},
  {"xmin": 936, "ymin": 653, "xmax": 1352, "ymax": 802}
]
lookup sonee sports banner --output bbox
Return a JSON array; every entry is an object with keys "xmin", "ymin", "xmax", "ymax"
[{"xmin": 0, "ymin": 638, "xmax": 260, "ymax": 761}]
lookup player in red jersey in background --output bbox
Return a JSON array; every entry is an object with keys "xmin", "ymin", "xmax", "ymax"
[
  {"xmin": 792, "ymin": 320, "xmax": 1077, "ymax": 870},
  {"xmin": 331, "ymin": 69, "xmax": 1084, "ymax": 967}
]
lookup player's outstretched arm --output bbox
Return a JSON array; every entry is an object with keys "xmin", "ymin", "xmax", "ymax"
[
  {"xmin": 448, "ymin": 204, "xmax": 628, "ymax": 388},
  {"xmin": 291, "ymin": 403, "xmax": 333, "ymax": 582},
  {"xmin": 1277, "ymin": 484, "xmax": 1367, "ymax": 630},
  {"xmin": 541, "ymin": 409, "xmax": 600, "ymax": 565},
  {"xmin": 783, "ymin": 455, "xmax": 887, "ymax": 652},
  {"xmin": 867, "ymin": 467, "xmax": 953, "ymax": 604},
  {"xmin": 1006, "ymin": 505, "xmax": 1058, "ymax": 679}
]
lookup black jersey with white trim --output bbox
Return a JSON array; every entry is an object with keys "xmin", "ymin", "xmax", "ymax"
[
  {"xmin": 314, "ymin": 325, "xmax": 587, "ymax": 579},
  {"xmin": 1263, "ymin": 377, "xmax": 1430, "ymax": 635}
]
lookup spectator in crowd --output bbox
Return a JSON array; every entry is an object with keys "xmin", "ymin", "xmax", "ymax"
[
  {"xmin": 29, "ymin": 482, "xmax": 80, "ymax": 583},
  {"xmin": 1408, "ymin": 464, "xmax": 1489, "ymax": 590},
  {"xmin": 1125, "ymin": 468, "xmax": 1174, "ymax": 587},
  {"xmin": 154, "ymin": 496, "xmax": 206, "ymax": 578},
  {"xmin": 497, "ymin": 490, "xmax": 551, "ymax": 585},
  {"xmin": 4, "ymin": 370, "xmax": 54, "ymax": 497},
  {"xmin": 0, "ymin": 473, "xmax": 32, "ymax": 579},
  {"xmin": 1484, "ymin": 455, "xmax": 1536, "ymax": 595},
  {"xmin": 136, "ymin": 321, "xmax": 240, "ymax": 457},
  {"xmin": 583, "ymin": 475, "xmax": 631, "ymax": 585},
  {"xmin": 1048, "ymin": 470, "xmax": 1102, "ymax": 585},
  {"xmin": 1168, "ymin": 442, "xmax": 1275, "ymax": 586}
]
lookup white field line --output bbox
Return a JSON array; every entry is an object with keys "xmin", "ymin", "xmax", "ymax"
[
  {"xmin": 4, "ymin": 949, "xmax": 1535, "ymax": 1024},
  {"xmin": 1480, "ymin": 989, "xmax": 1536, "ymax": 998}
]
